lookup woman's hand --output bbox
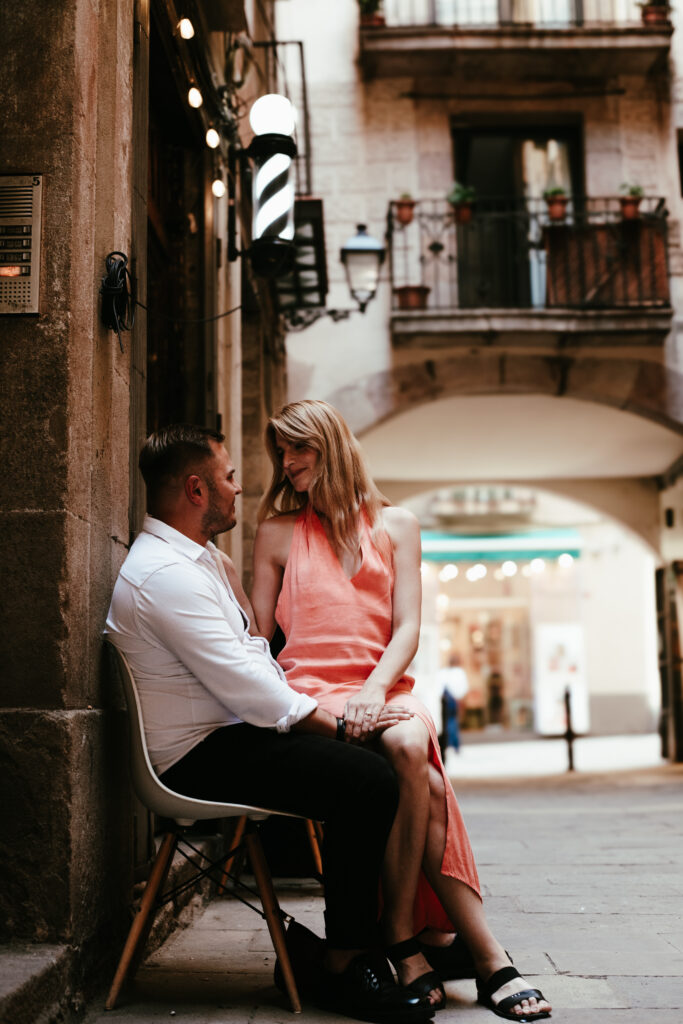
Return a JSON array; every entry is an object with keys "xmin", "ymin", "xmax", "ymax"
[{"xmin": 344, "ymin": 687, "xmax": 412, "ymax": 741}]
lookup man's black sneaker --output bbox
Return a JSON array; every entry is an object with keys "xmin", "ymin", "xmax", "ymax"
[{"xmin": 314, "ymin": 951, "xmax": 435, "ymax": 1024}]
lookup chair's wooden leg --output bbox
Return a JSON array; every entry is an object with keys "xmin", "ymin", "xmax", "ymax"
[
  {"xmin": 313, "ymin": 820, "xmax": 324, "ymax": 845},
  {"xmin": 217, "ymin": 813, "xmax": 247, "ymax": 895},
  {"xmin": 106, "ymin": 831, "xmax": 178, "ymax": 1010},
  {"xmin": 304, "ymin": 818, "xmax": 323, "ymax": 876},
  {"xmin": 245, "ymin": 829, "xmax": 302, "ymax": 1014}
]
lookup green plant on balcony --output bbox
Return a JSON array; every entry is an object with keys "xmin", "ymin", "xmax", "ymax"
[
  {"xmin": 619, "ymin": 183, "xmax": 644, "ymax": 220},
  {"xmin": 359, "ymin": 0, "xmax": 385, "ymax": 26},
  {"xmin": 543, "ymin": 186, "xmax": 569, "ymax": 222},
  {"xmin": 447, "ymin": 182, "xmax": 476, "ymax": 224},
  {"xmin": 394, "ymin": 192, "xmax": 416, "ymax": 226}
]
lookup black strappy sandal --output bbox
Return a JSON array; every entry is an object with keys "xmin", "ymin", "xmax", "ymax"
[
  {"xmin": 477, "ymin": 965, "xmax": 551, "ymax": 1022},
  {"xmin": 386, "ymin": 937, "xmax": 446, "ymax": 1011}
]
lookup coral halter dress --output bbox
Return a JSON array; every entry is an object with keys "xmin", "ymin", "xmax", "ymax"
[{"xmin": 275, "ymin": 508, "xmax": 480, "ymax": 931}]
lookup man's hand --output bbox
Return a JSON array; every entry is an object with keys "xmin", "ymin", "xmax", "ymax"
[{"xmin": 344, "ymin": 696, "xmax": 413, "ymax": 742}]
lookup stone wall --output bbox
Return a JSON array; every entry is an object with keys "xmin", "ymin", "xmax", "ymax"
[{"xmin": 0, "ymin": 0, "xmax": 135, "ymax": 974}]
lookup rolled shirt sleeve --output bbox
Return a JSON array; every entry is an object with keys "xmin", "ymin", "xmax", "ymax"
[{"xmin": 135, "ymin": 562, "xmax": 317, "ymax": 731}]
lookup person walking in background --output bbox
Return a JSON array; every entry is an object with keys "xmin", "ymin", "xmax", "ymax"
[
  {"xmin": 252, "ymin": 400, "xmax": 552, "ymax": 1022},
  {"xmin": 437, "ymin": 653, "xmax": 469, "ymax": 759}
]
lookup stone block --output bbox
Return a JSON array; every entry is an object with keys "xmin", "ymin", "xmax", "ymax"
[
  {"xmin": 0, "ymin": 511, "xmax": 70, "ymax": 707},
  {"xmin": 0, "ymin": 705, "xmax": 130, "ymax": 944}
]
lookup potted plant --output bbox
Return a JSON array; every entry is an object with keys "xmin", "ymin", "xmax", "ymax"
[
  {"xmin": 619, "ymin": 183, "xmax": 644, "ymax": 219},
  {"xmin": 394, "ymin": 284, "xmax": 430, "ymax": 310},
  {"xmin": 359, "ymin": 0, "xmax": 385, "ymax": 27},
  {"xmin": 543, "ymin": 186, "xmax": 569, "ymax": 222},
  {"xmin": 447, "ymin": 182, "xmax": 476, "ymax": 224},
  {"xmin": 639, "ymin": 2, "xmax": 671, "ymax": 26},
  {"xmin": 394, "ymin": 192, "xmax": 416, "ymax": 226}
]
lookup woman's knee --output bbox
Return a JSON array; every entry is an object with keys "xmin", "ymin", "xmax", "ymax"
[{"xmin": 381, "ymin": 723, "xmax": 430, "ymax": 779}]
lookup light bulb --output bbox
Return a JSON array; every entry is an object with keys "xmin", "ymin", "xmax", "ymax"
[
  {"xmin": 178, "ymin": 18, "xmax": 195, "ymax": 39},
  {"xmin": 206, "ymin": 127, "xmax": 220, "ymax": 149},
  {"xmin": 249, "ymin": 94, "xmax": 296, "ymax": 137},
  {"xmin": 188, "ymin": 86, "xmax": 203, "ymax": 109},
  {"xmin": 212, "ymin": 176, "xmax": 226, "ymax": 198}
]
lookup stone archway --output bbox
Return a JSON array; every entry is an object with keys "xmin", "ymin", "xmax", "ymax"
[{"xmin": 324, "ymin": 354, "xmax": 683, "ymax": 438}]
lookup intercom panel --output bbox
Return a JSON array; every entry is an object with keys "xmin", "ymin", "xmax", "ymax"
[{"xmin": 0, "ymin": 174, "xmax": 42, "ymax": 315}]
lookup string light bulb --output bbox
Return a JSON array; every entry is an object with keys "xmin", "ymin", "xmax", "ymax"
[
  {"xmin": 188, "ymin": 86, "xmax": 203, "ymax": 109},
  {"xmin": 178, "ymin": 18, "xmax": 195, "ymax": 39},
  {"xmin": 206, "ymin": 126, "xmax": 220, "ymax": 149},
  {"xmin": 211, "ymin": 172, "xmax": 226, "ymax": 198}
]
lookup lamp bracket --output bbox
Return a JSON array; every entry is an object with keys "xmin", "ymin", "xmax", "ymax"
[{"xmin": 280, "ymin": 306, "xmax": 364, "ymax": 332}]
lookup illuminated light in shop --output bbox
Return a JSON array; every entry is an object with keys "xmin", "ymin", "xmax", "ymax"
[
  {"xmin": 465, "ymin": 563, "xmax": 487, "ymax": 582},
  {"xmin": 206, "ymin": 127, "xmax": 221, "ymax": 149},
  {"xmin": 178, "ymin": 18, "xmax": 195, "ymax": 39},
  {"xmin": 501, "ymin": 560, "xmax": 518, "ymax": 577},
  {"xmin": 420, "ymin": 562, "xmax": 429, "ymax": 575},
  {"xmin": 493, "ymin": 568, "xmax": 505, "ymax": 581},
  {"xmin": 471, "ymin": 628, "xmax": 485, "ymax": 646},
  {"xmin": 436, "ymin": 593, "xmax": 450, "ymax": 612},
  {"xmin": 211, "ymin": 173, "xmax": 226, "ymax": 198},
  {"xmin": 439, "ymin": 563, "xmax": 459, "ymax": 582},
  {"xmin": 558, "ymin": 552, "xmax": 574, "ymax": 567},
  {"xmin": 440, "ymin": 638, "xmax": 453, "ymax": 651},
  {"xmin": 188, "ymin": 86, "xmax": 203, "ymax": 108},
  {"xmin": 530, "ymin": 558, "xmax": 546, "ymax": 574}
]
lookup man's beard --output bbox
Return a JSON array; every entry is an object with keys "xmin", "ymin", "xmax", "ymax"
[{"xmin": 201, "ymin": 480, "xmax": 236, "ymax": 537}]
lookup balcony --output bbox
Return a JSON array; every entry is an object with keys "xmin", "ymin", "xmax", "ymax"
[
  {"xmin": 359, "ymin": 2, "xmax": 673, "ymax": 80},
  {"xmin": 387, "ymin": 196, "xmax": 672, "ymax": 349}
]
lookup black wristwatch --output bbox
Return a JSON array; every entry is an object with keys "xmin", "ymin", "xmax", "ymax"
[{"xmin": 336, "ymin": 716, "xmax": 347, "ymax": 742}]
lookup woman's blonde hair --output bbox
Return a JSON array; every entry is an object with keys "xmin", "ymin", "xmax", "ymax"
[{"xmin": 259, "ymin": 400, "xmax": 390, "ymax": 560}]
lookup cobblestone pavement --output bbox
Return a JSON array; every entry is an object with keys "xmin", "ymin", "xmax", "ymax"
[{"xmin": 86, "ymin": 762, "xmax": 683, "ymax": 1024}]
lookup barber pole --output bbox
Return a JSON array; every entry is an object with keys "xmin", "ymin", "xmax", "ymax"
[{"xmin": 247, "ymin": 94, "xmax": 297, "ymax": 277}]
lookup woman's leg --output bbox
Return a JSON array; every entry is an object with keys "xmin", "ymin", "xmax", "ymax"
[
  {"xmin": 379, "ymin": 717, "xmax": 443, "ymax": 1006},
  {"xmin": 422, "ymin": 763, "xmax": 552, "ymax": 1018}
]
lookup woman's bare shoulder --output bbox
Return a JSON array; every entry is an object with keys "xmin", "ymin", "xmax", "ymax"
[
  {"xmin": 257, "ymin": 510, "xmax": 299, "ymax": 536},
  {"xmin": 380, "ymin": 505, "xmax": 420, "ymax": 532}
]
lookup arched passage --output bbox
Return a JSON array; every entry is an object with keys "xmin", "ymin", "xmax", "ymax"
[{"xmin": 324, "ymin": 355, "xmax": 683, "ymax": 439}]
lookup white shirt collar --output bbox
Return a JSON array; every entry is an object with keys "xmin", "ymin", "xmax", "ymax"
[{"xmin": 142, "ymin": 514, "xmax": 208, "ymax": 563}]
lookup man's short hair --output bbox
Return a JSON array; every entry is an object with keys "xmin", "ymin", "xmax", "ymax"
[{"xmin": 139, "ymin": 424, "xmax": 225, "ymax": 503}]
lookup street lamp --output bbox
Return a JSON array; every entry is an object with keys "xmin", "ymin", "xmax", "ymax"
[{"xmin": 340, "ymin": 224, "xmax": 386, "ymax": 313}]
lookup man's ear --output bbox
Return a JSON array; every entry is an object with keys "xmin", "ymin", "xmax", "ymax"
[{"xmin": 184, "ymin": 474, "xmax": 204, "ymax": 506}]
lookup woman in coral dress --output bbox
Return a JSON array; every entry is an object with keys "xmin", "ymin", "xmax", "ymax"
[{"xmin": 251, "ymin": 400, "xmax": 550, "ymax": 1022}]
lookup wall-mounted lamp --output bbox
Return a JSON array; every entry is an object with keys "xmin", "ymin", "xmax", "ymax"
[
  {"xmin": 246, "ymin": 94, "xmax": 297, "ymax": 278},
  {"xmin": 340, "ymin": 224, "xmax": 385, "ymax": 313},
  {"xmin": 281, "ymin": 220, "xmax": 386, "ymax": 331}
]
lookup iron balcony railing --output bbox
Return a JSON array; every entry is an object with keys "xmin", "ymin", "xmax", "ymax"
[
  {"xmin": 387, "ymin": 197, "xmax": 670, "ymax": 312},
  {"xmin": 379, "ymin": 1, "xmax": 662, "ymax": 29}
]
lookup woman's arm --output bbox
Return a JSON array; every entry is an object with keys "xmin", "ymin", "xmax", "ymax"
[
  {"xmin": 251, "ymin": 517, "xmax": 291, "ymax": 639},
  {"xmin": 344, "ymin": 506, "xmax": 422, "ymax": 738}
]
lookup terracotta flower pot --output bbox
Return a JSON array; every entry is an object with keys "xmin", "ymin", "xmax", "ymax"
[
  {"xmin": 641, "ymin": 5, "xmax": 670, "ymax": 25},
  {"xmin": 451, "ymin": 201, "xmax": 473, "ymax": 225},
  {"xmin": 395, "ymin": 199, "xmax": 416, "ymax": 226},
  {"xmin": 360, "ymin": 13, "xmax": 385, "ymax": 27},
  {"xmin": 620, "ymin": 196, "xmax": 642, "ymax": 220},
  {"xmin": 546, "ymin": 196, "xmax": 568, "ymax": 222},
  {"xmin": 394, "ymin": 285, "xmax": 430, "ymax": 310}
]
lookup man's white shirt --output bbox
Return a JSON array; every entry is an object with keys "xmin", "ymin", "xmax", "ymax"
[{"xmin": 105, "ymin": 515, "xmax": 317, "ymax": 774}]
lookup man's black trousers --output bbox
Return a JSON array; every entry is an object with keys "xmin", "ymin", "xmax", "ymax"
[{"xmin": 161, "ymin": 724, "xmax": 399, "ymax": 949}]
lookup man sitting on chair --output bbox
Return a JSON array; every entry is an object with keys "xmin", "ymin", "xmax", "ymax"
[{"xmin": 105, "ymin": 424, "xmax": 431, "ymax": 1024}]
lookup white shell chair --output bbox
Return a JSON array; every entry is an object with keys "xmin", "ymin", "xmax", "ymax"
[{"xmin": 105, "ymin": 640, "xmax": 303, "ymax": 1013}]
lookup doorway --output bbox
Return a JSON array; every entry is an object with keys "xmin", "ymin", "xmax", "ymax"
[
  {"xmin": 452, "ymin": 122, "xmax": 583, "ymax": 307},
  {"xmin": 146, "ymin": 11, "xmax": 213, "ymax": 433}
]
